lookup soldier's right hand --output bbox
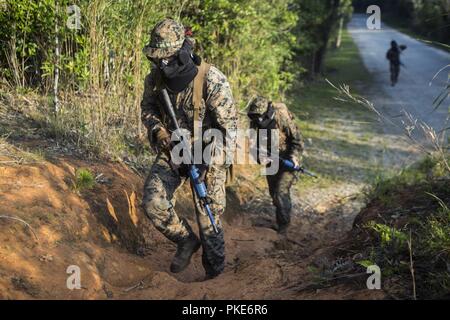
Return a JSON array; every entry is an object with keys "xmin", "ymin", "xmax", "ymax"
[{"xmin": 153, "ymin": 127, "xmax": 172, "ymax": 150}]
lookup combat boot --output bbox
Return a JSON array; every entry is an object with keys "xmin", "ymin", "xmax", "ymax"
[
  {"xmin": 277, "ymin": 223, "xmax": 289, "ymax": 236},
  {"xmin": 170, "ymin": 233, "xmax": 201, "ymax": 273}
]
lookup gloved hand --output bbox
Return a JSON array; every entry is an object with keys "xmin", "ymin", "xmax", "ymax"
[
  {"xmin": 197, "ymin": 164, "xmax": 209, "ymax": 183},
  {"xmin": 173, "ymin": 164, "xmax": 208, "ymax": 181},
  {"xmin": 153, "ymin": 127, "xmax": 172, "ymax": 151},
  {"xmin": 288, "ymin": 155, "xmax": 301, "ymax": 169}
]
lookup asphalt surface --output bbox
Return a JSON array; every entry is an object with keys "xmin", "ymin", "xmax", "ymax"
[{"xmin": 348, "ymin": 14, "xmax": 449, "ymax": 133}]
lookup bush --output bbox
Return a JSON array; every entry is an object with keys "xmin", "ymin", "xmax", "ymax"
[
  {"xmin": 353, "ymin": 156, "xmax": 450, "ymax": 299},
  {"xmin": 353, "ymin": 0, "xmax": 450, "ymax": 45},
  {"xmin": 0, "ymin": 0, "xmax": 349, "ymax": 161}
]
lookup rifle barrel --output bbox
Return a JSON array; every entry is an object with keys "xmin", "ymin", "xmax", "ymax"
[{"xmin": 161, "ymin": 89, "xmax": 219, "ymax": 234}]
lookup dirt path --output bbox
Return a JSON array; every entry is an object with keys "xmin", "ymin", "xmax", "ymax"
[{"xmin": 0, "ymin": 92, "xmax": 386, "ymax": 300}]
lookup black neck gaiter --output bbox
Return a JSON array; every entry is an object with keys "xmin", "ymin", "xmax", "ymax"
[{"xmin": 160, "ymin": 40, "xmax": 199, "ymax": 93}]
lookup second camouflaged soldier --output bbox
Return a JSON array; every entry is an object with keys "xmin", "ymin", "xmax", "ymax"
[
  {"xmin": 141, "ymin": 19, "xmax": 237, "ymax": 279},
  {"xmin": 247, "ymin": 97, "xmax": 304, "ymax": 235}
]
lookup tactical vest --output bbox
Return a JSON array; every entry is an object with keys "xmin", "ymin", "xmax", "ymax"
[{"xmin": 153, "ymin": 62, "xmax": 234, "ymax": 184}]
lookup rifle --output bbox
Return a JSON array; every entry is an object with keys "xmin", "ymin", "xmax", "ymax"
[
  {"xmin": 255, "ymin": 146, "xmax": 318, "ymax": 178},
  {"xmin": 280, "ymin": 158, "xmax": 318, "ymax": 178},
  {"xmin": 161, "ymin": 89, "xmax": 219, "ymax": 234}
]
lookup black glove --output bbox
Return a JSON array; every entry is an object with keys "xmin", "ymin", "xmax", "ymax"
[
  {"xmin": 197, "ymin": 164, "xmax": 208, "ymax": 183},
  {"xmin": 152, "ymin": 127, "xmax": 172, "ymax": 151},
  {"xmin": 176, "ymin": 164, "xmax": 208, "ymax": 182}
]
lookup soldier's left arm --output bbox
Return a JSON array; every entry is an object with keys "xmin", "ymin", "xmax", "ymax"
[
  {"xmin": 204, "ymin": 67, "xmax": 238, "ymax": 168},
  {"xmin": 280, "ymin": 103, "xmax": 304, "ymax": 161}
]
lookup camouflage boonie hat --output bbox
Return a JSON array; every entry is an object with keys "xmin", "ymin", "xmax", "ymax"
[
  {"xmin": 143, "ymin": 19, "xmax": 185, "ymax": 59},
  {"xmin": 248, "ymin": 96, "xmax": 270, "ymax": 115}
]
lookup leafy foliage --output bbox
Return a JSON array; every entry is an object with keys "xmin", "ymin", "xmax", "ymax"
[
  {"xmin": 293, "ymin": 0, "xmax": 353, "ymax": 76},
  {"xmin": 353, "ymin": 0, "xmax": 450, "ymax": 45},
  {"xmin": 353, "ymin": 157, "xmax": 450, "ymax": 299},
  {"xmin": 0, "ymin": 0, "xmax": 349, "ymax": 159}
]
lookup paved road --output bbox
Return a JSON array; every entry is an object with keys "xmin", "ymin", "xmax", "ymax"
[{"xmin": 348, "ymin": 14, "xmax": 449, "ymax": 132}]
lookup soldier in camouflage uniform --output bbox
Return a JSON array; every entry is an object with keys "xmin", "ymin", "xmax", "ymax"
[
  {"xmin": 141, "ymin": 19, "xmax": 237, "ymax": 278},
  {"xmin": 247, "ymin": 96, "xmax": 304, "ymax": 235}
]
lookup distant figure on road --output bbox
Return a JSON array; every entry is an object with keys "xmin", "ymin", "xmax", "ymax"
[{"xmin": 386, "ymin": 40, "xmax": 407, "ymax": 86}]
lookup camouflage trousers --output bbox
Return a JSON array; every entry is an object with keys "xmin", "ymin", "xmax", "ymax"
[
  {"xmin": 266, "ymin": 168, "xmax": 297, "ymax": 228},
  {"xmin": 142, "ymin": 154, "xmax": 227, "ymax": 276}
]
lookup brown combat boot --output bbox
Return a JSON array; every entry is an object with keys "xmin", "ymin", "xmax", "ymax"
[{"xmin": 170, "ymin": 234, "xmax": 201, "ymax": 273}]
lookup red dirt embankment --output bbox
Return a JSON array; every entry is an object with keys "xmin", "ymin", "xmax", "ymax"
[{"xmin": 1, "ymin": 153, "xmax": 312, "ymax": 299}]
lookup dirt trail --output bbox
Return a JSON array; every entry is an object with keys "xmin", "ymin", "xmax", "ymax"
[
  {"xmin": 0, "ymin": 147, "xmax": 341, "ymax": 299},
  {"xmin": 0, "ymin": 107, "xmax": 386, "ymax": 299}
]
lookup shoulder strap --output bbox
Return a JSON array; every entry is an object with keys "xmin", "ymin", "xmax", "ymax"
[
  {"xmin": 152, "ymin": 67, "xmax": 163, "ymax": 92},
  {"xmin": 193, "ymin": 61, "xmax": 211, "ymax": 123},
  {"xmin": 151, "ymin": 68, "xmax": 168, "ymax": 124}
]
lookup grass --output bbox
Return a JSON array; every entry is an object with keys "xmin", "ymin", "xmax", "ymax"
[
  {"xmin": 351, "ymin": 156, "xmax": 450, "ymax": 299},
  {"xmin": 0, "ymin": 83, "xmax": 156, "ymax": 174},
  {"xmin": 367, "ymin": 155, "xmax": 449, "ymax": 203},
  {"xmin": 287, "ymin": 29, "xmax": 399, "ymax": 193},
  {"xmin": 0, "ymin": 135, "xmax": 46, "ymax": 164},
  {"xmin": 73, "ymin": 168, "xmax": 96, "ymax": 192},
  {"xmin": 290, "ymin": 31, "xmax": 372, "ymax": 120}
]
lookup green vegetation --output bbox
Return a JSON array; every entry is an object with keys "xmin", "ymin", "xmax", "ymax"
[
  {"xmin": 0, "ymin": 136, "xmax": 46, "ymax": 164},
  {"xmin": 0, "ymin": 0, "xmax": 352, "ymax": 162},
  {"xmin": 293, "ymin": 0, "xmax": 353, "ymax": 76},
  {"xmin": 369, "ymin": 156, "xmax": 449, "ymax": 203},
  {"xmin": 352, "ymin": 156, "xmax": 450, "ymax": 299},
  {"xmin": 289, "ymin": 29, "xmax": 382, "ymax": 190},
  {"xmin": 353, "ymin": 0, "xmax": 450, "ymax": 46},
  {"xmin": 73, "ymin": 168, "xmax": 95, "ymax": 191},
  {"xmin": 291, "ymin": 30, "xmax": 371, "ymax": 118}
]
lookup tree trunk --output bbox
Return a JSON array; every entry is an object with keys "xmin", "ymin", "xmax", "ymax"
[
  {"xmin": 314, "ymin": 0, "xmax": 341, "ymax": 75},
  {"xmin": 54, "ymin": 4, "xmax": 60, "ymax": 113},
  {"xmin": 336, "ymin": 16, "xmax": 344, "ymax": 48}
]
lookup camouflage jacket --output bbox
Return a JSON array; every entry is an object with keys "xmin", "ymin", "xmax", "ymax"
[
  {"xmin": 251, "ymin": 102, "xmax": 304, "ymax": 160},
  {"xmin": 141, "ymin": 65, "xmax": 238, "ymax": 166}
]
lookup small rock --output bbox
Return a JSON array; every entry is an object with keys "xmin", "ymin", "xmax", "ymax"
[
  {"xmin": 39, "ymin": 254, "xmax": 54, "ymax": 262},
  {"xmin": 103, "ymin": 284, "xmax": 114, "ymax": 298}
]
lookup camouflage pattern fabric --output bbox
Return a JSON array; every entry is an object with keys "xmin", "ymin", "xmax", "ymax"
[
  {"xmin": 143, "ymin": 19, "xmax": 185, "ymax": 59},
  {"xmin": 141, "ymin": 63, "xmax": 237, "ymax": 276},
  {"xmin": 142, "ymin": 154, "xmax": 227, "ymax": 275},
  {"xmin": 250, "ymin": 101, "xmax": 304, "ymax": 229},
  {"xmin": 267, "ymin": 167, "xmax": 297, "ymax": 228},
  {"xmin": 141, "ymin": 65, "xmax": 238, "ymax": 165},
  {"xmin": 266, "ymin": 102, "xmax": 304, "ymax": 161},
  {"xmin": 248, "ymin": 96, "xmax": 270, "ymax": 115}
]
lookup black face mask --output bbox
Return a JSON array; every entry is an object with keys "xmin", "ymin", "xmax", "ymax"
[
  {"xmin": 249, "ymin": 102, "xmax": 276, "ymax": 129},
  {"xmin": 158, "ymin": 40, "xmax": 201, "ymax": 93}
]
